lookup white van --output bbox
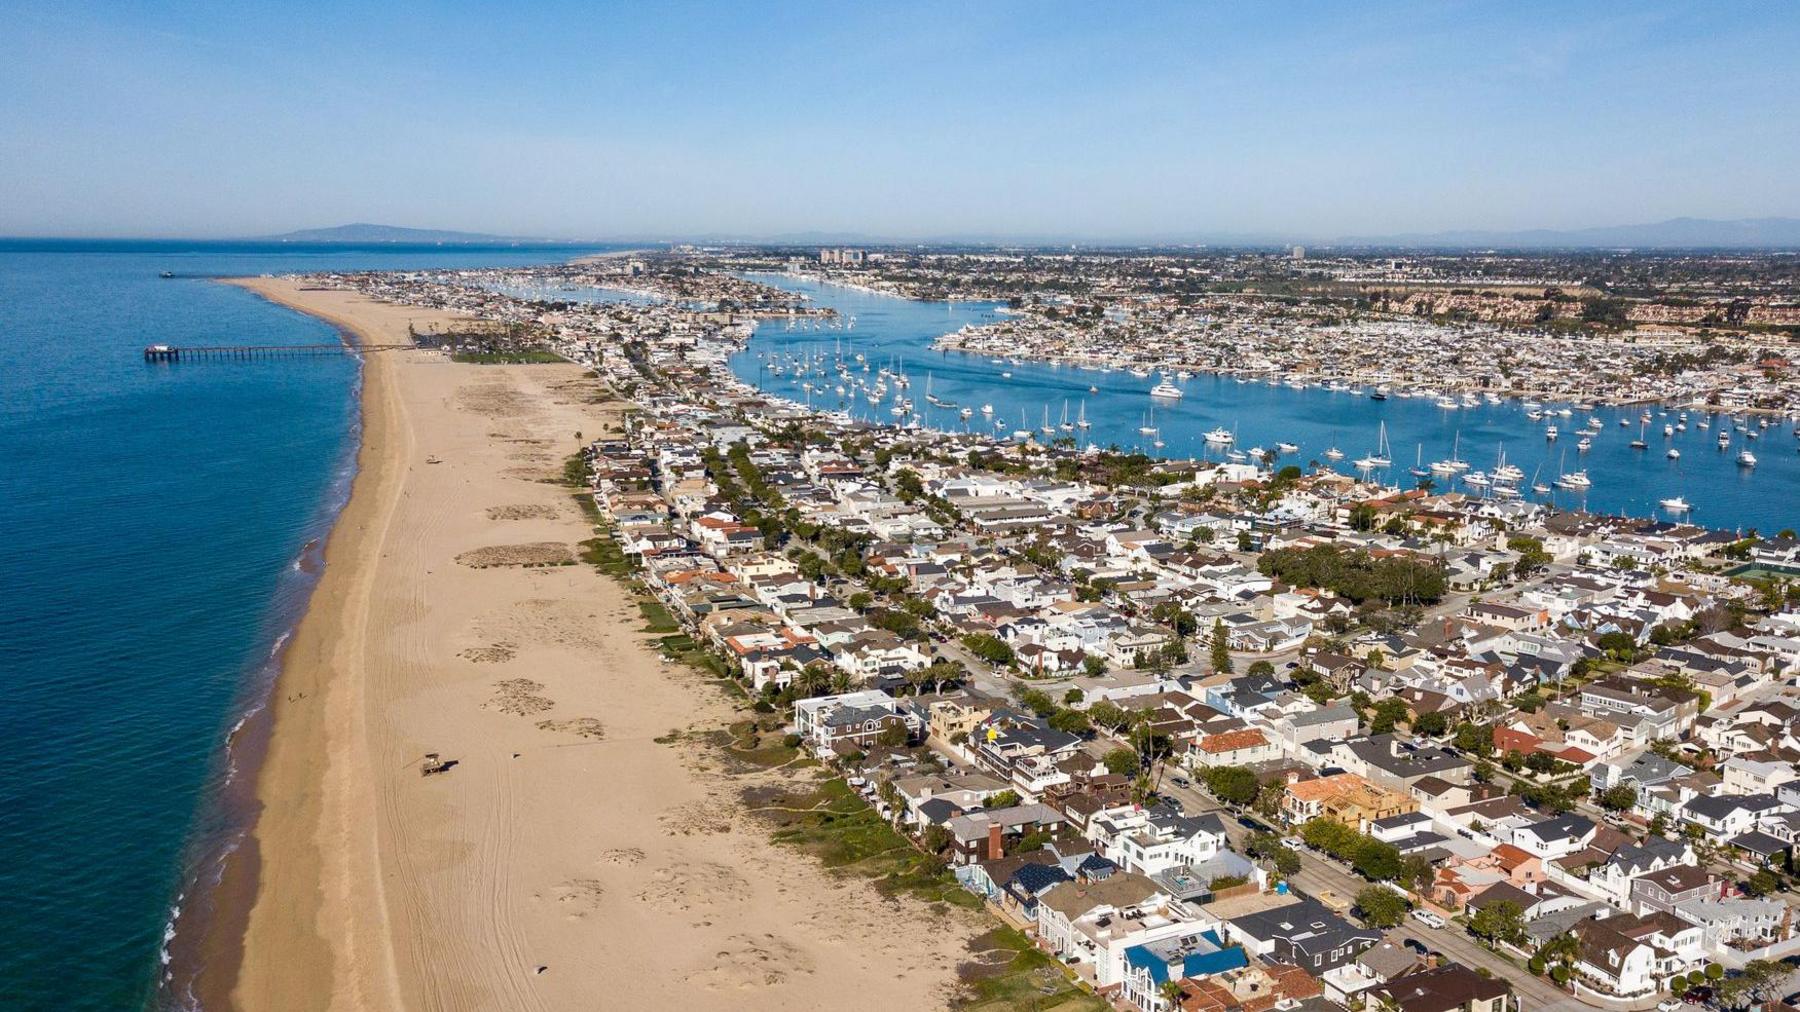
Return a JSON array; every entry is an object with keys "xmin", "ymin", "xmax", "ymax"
[{"xmin": 1410, "ymin": 908, "xmax": 1446, "ymax": 929}]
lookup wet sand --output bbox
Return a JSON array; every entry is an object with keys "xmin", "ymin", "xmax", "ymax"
[{"xmin": 204, "ymin": 277, "xmax": 975, "ymax": 1010}]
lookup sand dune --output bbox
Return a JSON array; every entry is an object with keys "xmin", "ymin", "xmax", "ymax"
[{"xmin": 210, "ymin": 278, "xmax": 975, "ymax": 1010}]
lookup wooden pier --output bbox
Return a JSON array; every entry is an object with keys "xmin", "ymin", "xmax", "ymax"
[{"xmin": 143, "ymin": 343, "xmax": 413, "ymax": 362}]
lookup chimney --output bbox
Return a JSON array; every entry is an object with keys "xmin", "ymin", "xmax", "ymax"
[{"xmin": 988, "ymin": 823, "xmax": 1004, "ymax": 860}]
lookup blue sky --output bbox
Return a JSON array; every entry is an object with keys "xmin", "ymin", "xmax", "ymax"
[{"xmin": 1, "ymin": 1, "xmax": 1795, "ymax": 240}]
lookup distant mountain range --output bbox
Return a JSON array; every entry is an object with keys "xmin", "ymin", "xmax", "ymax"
[
  {"xmin": 261, "ymin": 223, "xmax": 563, "ymax": 244},
  {"xmin": 259, "ymin": 216, "xmax": 1800, "ymax": 250}
]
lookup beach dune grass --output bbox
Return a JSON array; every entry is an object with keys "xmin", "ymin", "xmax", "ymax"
[
  {"xmin": 957, "ymin": 926, "xmax": 1107, "ymax": 1011},
  {"xmin": 450, "ymin": 349, "xmax": 564, "ymax": 364}
]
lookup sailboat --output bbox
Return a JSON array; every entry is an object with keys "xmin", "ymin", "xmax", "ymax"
[
  {"xmin": 1410, "ymin": 444, "xmax": 1430, "ymax": 478},
  {"xmin": 1058, "ymin": 400, "xmax": 1074, "ymax": 432},
  {"xmin": 1076, "ymin": 401, "xmax": 1091, "ymax": 429},
  {"xmin": 1434, "ymin": 431, "xmax": 1470, "ymax": 475},
  {"xmin": 1354, "ymin": 422, "xmax": 1392, "ymax": 470},
  {"xmin": 1630, "ymin": 420, "xmax": 1648, "ymax": 450},
  {"xmin": 1138, "ymin": 407, "xmax": 1158, "ymax": 436},
  {"xmin": 1039, "ymin": 405, "xmax": 1055, "ymax": 437}
]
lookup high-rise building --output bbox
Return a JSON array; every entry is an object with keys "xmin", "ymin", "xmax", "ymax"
[{"xmin": 1290, "ymin": 245, "xmax": 1306, "ymax": 261}]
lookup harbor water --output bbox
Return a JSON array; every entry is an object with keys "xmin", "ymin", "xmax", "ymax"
[{"xmin": 726, "ymin": 274, "xmax": 1800, "ymax": 534}]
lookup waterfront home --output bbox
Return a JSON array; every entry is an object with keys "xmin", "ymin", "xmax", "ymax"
[
  {"xmin": 945, "ymin": 803, "xmax": 1067, "ymax": 865},
  {"xmin": 1035, "ymin": 871, "xmax": 1199, "ymax": 990},
  {"xmin": 792, "ymin": 689, "xmax": 917, "ymax": 755}
]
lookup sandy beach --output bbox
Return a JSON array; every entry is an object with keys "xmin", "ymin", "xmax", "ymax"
[{"xmin": 203, "ymin": 278, "xmax": 976, "ymax": 1010}]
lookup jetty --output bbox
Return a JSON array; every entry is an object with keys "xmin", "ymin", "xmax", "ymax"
[{"xmin": 142, "ymin": 343, "xmax": 412, "ymax": 362}]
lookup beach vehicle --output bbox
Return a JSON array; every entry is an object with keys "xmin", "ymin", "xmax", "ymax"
[{"xmin": 1660, "ymin": 496, "xmax": 1691, "ymax": 512}]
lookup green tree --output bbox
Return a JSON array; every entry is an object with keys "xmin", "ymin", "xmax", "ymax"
[
  {"xmin": 1210, "ymin": 618, "xmax": 1234, "ymax": 674},
  {"xmin": 1202, "ymin": 765, "xmax": 1260, "ymax": 806},
  {"xmin": 1247, "ymin": 660, "xmax": 1275, "ymax": 678},
  {"xmin": 1744, "ymin": 868, "xmax": 1783, "ymax": 897},
  {"xmin": 1412, "ymin": 711, "xmax": 1449, "ymax": 737},
  {"xmin": 1469, "ymin": 900, "xmax": 1527, "ymax": 947},
  {"xmin": 1272, "ymin": 847, "xmax": 1302, "ymax": 877},
  {"xmin": 1087, "ymin": 700, "xmax": 1129, "ymax": 731},
  {"xmin": 1355, "ymin": 886, "xmax": 1409, "ymax": 928},
  {"xmin": 1599, "ymin": 784, "xmax": 1639, "ymax": 811},
  {"xmin": 1369, "ymin": 699, "xmax": 1409, "ymax": 735},
  {"xmin": 1048, "ymin": 708, "xmax": 1093, "ymax": 736},
  {"xmin": 1103, "ymin": 747, "xmax": 1140, "ymax": 777},
  {"xmin": 986, "ymin": 789, "xmax": 1022, "ymax": 810}
]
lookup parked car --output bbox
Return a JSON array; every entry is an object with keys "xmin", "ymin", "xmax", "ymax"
[
  {"xmin": 1410, "ymin": 909, "xmax": 1446, "ymax": 929},
  {"xmin": 1682, "ymin": 987, "xmax": 1712, "ymax": 1005},
  {"xmin": 1402, "ymin": 938, "xmax": 1428, "ymax": 955},
  {"xmin": 1657, "ymin": 1000, "xmax": 1682, "ymax": 1012}
]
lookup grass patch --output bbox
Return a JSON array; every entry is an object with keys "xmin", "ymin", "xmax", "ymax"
[
  {"xmin": 755, "ymin": 778, "xmax": 973, "ymax": 906},
  {"xmin": 954, "ymin": 926, "xmax": 1105, "ymax": 1011},
  {"xmin": 577, "ymin": 536, "xmax": 634, "ymax": 578},
  {"xmin": 560, "ymin": 453, "xmax": 590, "ymax": 488},
  {"xmin": 451, "ymin": 349, "xmax": 565, "ymax": 364},
  {"xmin": 638, "ymin": 598, "xmax": 680, "ymax": 633}
]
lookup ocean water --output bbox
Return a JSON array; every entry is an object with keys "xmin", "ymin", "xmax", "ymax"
[
  {"xmin": 728, "ymin": 275, "xmax": 1800, "ymax": 533},
  {"xmin": 0, "ymin": 241, "xmax": 609, "ymax": 1011}
]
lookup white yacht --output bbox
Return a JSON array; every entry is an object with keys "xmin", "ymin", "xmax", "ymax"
[
  {"xmin": 1324, "ymin": 446, "xmax": 1345, "ymax": 461},
  {"xmin": 1204, "ymin": 427, "xmax": 1235, "ymax": 445},
  {"xmin": 1555, "ymin": 470, "xmax": 1593, "ymax": 490},
  {"xmin": 1150, "ymin": 376, "xmax": 1183, "ymax": 400},
  {"xmin": 1738, "ymin": 450, "xmax": 1758, "ymax": 467},
  {"xmin": 1668, "ymin": 447, "xmax": 1681, "ymax": 459},
  {"xmin": 1660, "ymin": 496, "xmax": 1691, "ymax": 512}
]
